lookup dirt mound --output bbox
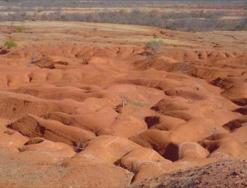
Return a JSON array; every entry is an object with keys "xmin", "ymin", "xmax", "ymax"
[
  {"xmin": 131, "ymin": 160, "xmax": 247, "ymax": 188},
  {"xmin": 30, "ymin": 57, "xmax": 69, "ymax": 69},
  {"xmin": 0, "ymin": 47, "xmax": 9, "ymax": 55},
  {"xmin": 7, "ymin": 115, "xmax": 95, "ymax": 149},
  {"xmin": 133, "ymin": 49, "xmax": 247, "ymax": 81}
]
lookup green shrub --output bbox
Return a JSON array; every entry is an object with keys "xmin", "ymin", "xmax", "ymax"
[
  {"xmin": 15, "ymin": 25, "xmax": 25, "ymax": 33},
  {"xmin": 4, "ymin": 40, "xmax": 17, "ymax": 49},
  {"xmin": 145, "ymin": 38, "xmax": 164, "ymax": 53}
]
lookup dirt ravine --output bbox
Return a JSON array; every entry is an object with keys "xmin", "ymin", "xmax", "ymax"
[{"xmin": 0, "ymin": 22, "xmax": 246, "ymax": 188}]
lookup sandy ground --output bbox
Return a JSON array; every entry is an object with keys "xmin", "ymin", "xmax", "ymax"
[{"xmin": 0, "ymin": 21, "xmax": 246, "ymax": 188}]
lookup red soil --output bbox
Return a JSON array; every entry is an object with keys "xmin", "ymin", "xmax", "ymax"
[{"xmin": 0, "ymin": 22, "xmax": 246, "ymax": 187}]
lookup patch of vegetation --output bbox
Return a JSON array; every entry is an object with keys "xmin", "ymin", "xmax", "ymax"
[
  {"xmin": 4, "ymin": 39, "xmax": 17, "ymax": 49},
  {"xmin": 15, "ymin": 25, "xmax": 25, "ymax": 33},
  {"xmin": 145, "ymin": 37, "xmax": 164, "ymax": 53},
  {"xmin": 0, "ymin": 0, "xmax": 246, "ymax": 31}
]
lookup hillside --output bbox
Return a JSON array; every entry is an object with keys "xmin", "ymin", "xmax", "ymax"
[{"xmin": 0, "ymin": 21, "xmax": 246, "ymax": 187}]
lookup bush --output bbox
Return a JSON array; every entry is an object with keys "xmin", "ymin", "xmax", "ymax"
[
  {"xmin": 4, "ymin": 39, "xmax": 17, "ymax": 49},
  {"xmin": 15, "ymin": 25, "xmax": 25, "ymax": 33},
  {"xmin": 145, "ymin": 38, "xmax": 164, "ymax": 53}
]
